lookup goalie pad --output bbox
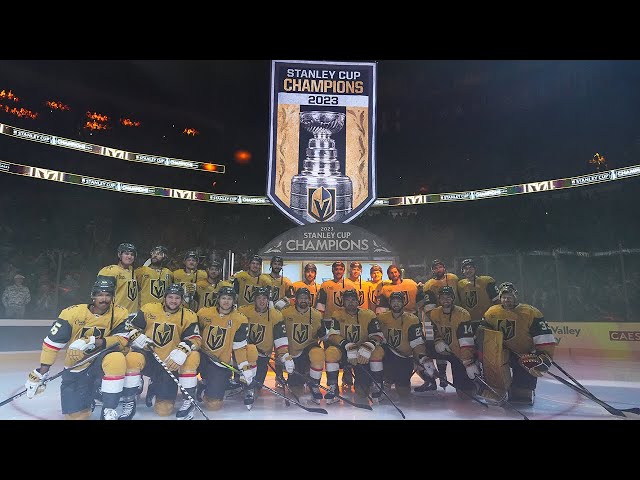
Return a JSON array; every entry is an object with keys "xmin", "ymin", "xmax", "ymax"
[{"xmin": 476, "ymin": 326, "xmax": 511, "ymax": 396}]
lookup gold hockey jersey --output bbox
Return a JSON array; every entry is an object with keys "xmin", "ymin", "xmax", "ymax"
[
  {"xmin": 429, "ymin": 305, "xmax": 475, "ymax": 363},
  {"xmin": 423, "ymin": 273, "xmax": 461, "ymax": 309},
  {"xmin": 457, "ymin": 275, "xmax": 499, "ymax": 321},
  {"xmin": 348, "ymin": 277, "xmax": 376, "ymax": 311},
  {"xmin": 196, "ymin": 279, "xmax": 234, "ymax": 309},
  {"xmin": 232, "ymin": 270, "xmax": 267, "ymax": 307},
  {"xmin": 238, "ymin": 305, "xmax": 288, "ymax": 358},
  {"xmin": 375, "ymin": 279, "xmax": 421, "ymax": 314},
  {"xmin": 316, "ymin": 277, "xmax": 357, "ymax": 319},
  {"xmin": 40, "ymin": 303, "xmax": 130, "ymax": 370},
  {"xmin": 279, "ymin": 304, "xmax": 327, "ymax": 358},
  {"xmin": 135, "ymin": 266, "xmax": 173, "ymax": 308},
  {"xmin": 327, "ymin": 307, "xmax": 382, "ymax": 347},
  {"xmin": 197, "ymin": 306, "xmax": 249, "ymax": 366},
  {"xmin": 292, "ymin": 281, "xmax": 319, "ymax": 308},
  {"xmin": 129, "ymin": 302, "xmax": 201, "ymax": 359},
  {"xmin": 98, "ymin": 264, "xmax": 138, "ymax": 313},
  {"xmin": 482, "ymin": 303, "xmax": 556, "ymax": 357},
  {"xmin": 376, "ymin": 310, "xmax": 426, "ymax": 359},
  {"xmin": 259, "ymin": 273, "xmax": 294, "ymax": 303}
]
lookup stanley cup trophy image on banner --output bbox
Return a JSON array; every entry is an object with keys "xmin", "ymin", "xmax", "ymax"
[{"xmin": 267, "ymin": 60, "xmax": 377, "ymax": 225}]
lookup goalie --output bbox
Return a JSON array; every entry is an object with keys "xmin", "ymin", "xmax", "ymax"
[{"xmin": 478, "ymin": 282, "xmax": 556, "ymax": 405}]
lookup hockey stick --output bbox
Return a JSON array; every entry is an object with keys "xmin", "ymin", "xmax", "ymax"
[
  {"xmin": 0, "ymin": 343, "xmax": 120, "ymax": 408},
  {"xmin": 266, "ymin": 359, "xmax": 293, "ymax": 406},
  {"xmin": 473, "ymin": 375, "xmax": 530, "ymax": 420},
  {"xmin": 209, "ymin": 356, "xmax": 328, "ymax": 415},
  {"xmin": 355, "ymin": 364, "xmax": 405, "ymax": 419},
  {"xmin": 149, "ymin": 350, "xmax": 211, "ymax": 420},
  {"xmin": 290, "ymin": 369, "xmax": 373, "ymax": 411},
  {"xmin": 509, "ymin": 349, "xmax": 638, "ymax": 419},
  {"xmin": 550, "ymin": 360, "xmax": 640, "ymax": 418},
  {"xmin": 430, "ymin": 352, "xmax": 488, "ymax": 409}
]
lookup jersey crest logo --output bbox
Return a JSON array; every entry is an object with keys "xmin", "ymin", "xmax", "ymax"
[
  {"xmin": 153, "ymin": 323, "xmax": 175, "ymax": 347},
  {"xmin": 465, "ymin": 291, "xmax": 478, "ymax": 309},
  {"xmin": 81, "ymin": 326, "xmax": 106, "ymax": 339},
  {"xmin": 442, "ymin": 326, "xmax": 453, "ymax": 346},
  {"xmin": 243, "ymin": 285, "xmax": 255, "ymax": 304},
  {"xmin": 497, "ymin": 319, "xmax": 516, "ymax": 341},
  {"xmin": 333, "ymin": 291, "xmax": 345, "ymax": 308},
  {"xmin": 357, "ymin": 290, "xmax": 365, "ymax": 306},
  {"xmin": 151, "ymin": 279, "xmax": 166, "ymax": 299},
  {"xmin": 270, "ymin": 286, "xmax": 281, "ymax": 301},
  {"xmin": 249, "ymin": 324, "xmax": 266, "ymax": 345},
  {"xmin": 206, "ymin": 326, "xmax": 227, "ymax": 350},
  {"xmin": 368, "ymin": 290, "xmax": 379, "ymax": 307},
  {"xmin": 293, "ymin": 323, "xmax": 309, "ymax": 344},
  {"xmin": 127, "ymin": 280, "xmax": 138, "ymax": 301},
  {"xmin": 387, "ymin": 328, "xmax": 402, "ymax": 348},
  {"xmin": 345, "ymin": 324, "xmax": 361, "ymax": 343},
  {"xmin": 203, "ymin": 292, "xmax": 217, "ymax": 308}
]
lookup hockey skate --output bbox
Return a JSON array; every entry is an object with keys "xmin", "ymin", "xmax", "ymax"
[{"xmin": 176, "ymin": 399, "xmax": 195, "ymax": 420}]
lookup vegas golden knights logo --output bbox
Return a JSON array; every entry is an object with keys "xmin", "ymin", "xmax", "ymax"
[
  {"xmin": 345, "ymin": 325, "xmax": 361, "ymax": 343},
  {"xmin": 368, "ymin": 290, "xmax": 379, "ymax": 307},
  {"xmin": 333, "ymin": 291, "xmax": 344, "ymax": 308},
  {"xmin": 270, "ymin": 287, "xmax": 281, "ymax": 301},
  {"xmin": 398, "ymin": 291, "xmax": 409, "ymax": 307},
  {"xmin": 243, "ymin": 286, "xmax": 255, "ymax": 304},
  {"xmin": 127, "ymin": 280, "xmax": 138, "ymax": 302},
  {"xmin": 357, "ymin": 290, "xmax": 365, "ymax": 306},
  {"xmin": 153, "ymin": 323, "xmax": 175, "ymax": 347},
  {"xmin": 206, "ymin": 326, "xmax": 227, "ymax": 350},
  {"xmin": 465, "ymin": 291, "xmax": 478, "ymax": 309},
  {"xmin": 81, "ymin": 327, "xmax": 106, "ymax": 339},
  {"xmin": 151, "ymin": 279, "xmax": 166, "ymax": 300},
  {"xmin": 387, "ymin": 328, "xmax": 402, "ymax": 348},
  {"xmin": 293, "ymin": 323, "xmax": 309, "ymax": 344},
  {"xmin": 442, "ymin": 326, "xmax": 453, "ymax": 346},
  {"xmin": 249, "ymin": 324, "xmax": 266, "ymax": 345},
  {"xmin": 203, "ymin": 292, "xmax": 217, "ymax": 307},
  {"xmin": 308, "ymin": 187, "xmax": 336, "ymax": 222},
  {"xmin": 497, "ymin": 319, "xmax": 516, "ymax": 341}
]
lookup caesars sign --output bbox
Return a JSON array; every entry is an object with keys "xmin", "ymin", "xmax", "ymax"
[{"xmin": 267, "ymin": 60, "xmax": 377, "ymax": 225}]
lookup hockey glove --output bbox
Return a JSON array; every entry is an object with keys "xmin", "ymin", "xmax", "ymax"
[
  {"xmin": 344, "ymin": 342, "xmax": 359, "ymax": 365},
  {"xmin": 357, "ymin": 341, "xmax": 375, "ymax": 364},
  {"xmin": 463, "ymin": 360, "xmax": 480, "ymax": 379},
  {"xmin": 434, "ymin": 339, "xmax": 451, "ymax": 355},
  {"xmin": 281, "ymin": 353, "xmax": 295, "ymax": 374},
  {"xmin": 165, "ymin": 342, "xmax": 191, "ymax": 371},
  {"xmin": 418, "ymin": 355, "xmax": 436, "ymax": 377},
  {"xmin": 25, "ymin": 368, "xmax": 49, "ymax": 399},
  {"xmin": 66, "ymin": 336, "xmax": 97, "ymax": 365},
  {"xmin": 241, "ymin": 365, "xmax": 256, "ymax": 386},
  {"xmin": 129, "ymin": 329, "xmax": 155, "ymax": 351}
]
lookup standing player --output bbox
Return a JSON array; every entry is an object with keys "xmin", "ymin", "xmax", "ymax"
[
  {"xmin": 172, "ymin": 250, "xmax": 207, "ymax": 311},
  {"xmin": 292, "ymin": 263, "xmax": 320, "ymax": 308},
  {"xmin": 457, "ymin": 258, "xmax": 499, "ymax": 330},
  {"xmin": 367, "ymin": 264, "xmax": 388, "ymax": 310},
  {"xmin": 259, "ymin": 255, "xmax": 294, "ymax": 311},
  {"xmin": 135, "ymin": 245, "xmax": 173, "ymax": 308},
  {"xmin": 233, "ymin": 254, "xmax": 266, "ymax": 307},
  {"xmin": 196, "ymin": 259, "xmax": 233, "ymax": 309},
  {"xmin": 98, "ymin": 242, "xmax": 139, "ymax": 314},
  {"xmin": 316, "ymin": 261, "xmax": 356, "ymax": 320},
  {"xmin": 374, "ymin": 265, "xmax": 423, "ymax": 315}
]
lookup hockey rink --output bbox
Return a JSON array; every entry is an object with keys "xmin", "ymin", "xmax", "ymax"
[{"xmin": 1, "ymin": 350, "xmax": 638, "ymax": 420}]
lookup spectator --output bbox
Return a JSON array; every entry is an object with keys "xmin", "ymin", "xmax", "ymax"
[
  {"xmin": 34, "ymin": 281, "xmax": 57, "ymax": 318},
  {"xmin": 2, "ymin": 273, "xmax": 32, "ymax": 318}
]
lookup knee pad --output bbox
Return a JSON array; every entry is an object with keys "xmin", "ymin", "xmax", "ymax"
[
  {"xmin": 103, "ymin": 352, "xmax": 126, "ymax": 376},
  {"xmin": 324, "ymin": 346, "xmax": 342, "ymax": 364},
  {"xmin": 154, "ymin": 399, "xmax": 175, "ymax": 416},
  {"xmin": 203, "ymin": 396, "xmax": 223, "ymax": 411},
  {"xmin": 64, "ymin": 409, "xmax": 92, "ymax": 420},
  {"xmin": 308, "ymin": 346, "xmax": 325, "ymax": 369},
  {"xmin": 182, "ymin": 351, "xmax": 200, "ymax": 372},
  {"xmin": 125, "ymin": 351, "xmax": 146, "ymax": 372},
  {"xmin": 246, "ymin": 344, "xmax": 258, "ymax": 364},
  {"xmin": 370, "ymin": 345, "xmax": 384, "ymax": 362}
]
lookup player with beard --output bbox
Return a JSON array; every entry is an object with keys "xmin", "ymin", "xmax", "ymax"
[
  {"xmin": 24, "ymin": 276, "xmax": 130, "ymax": 420},
  {"xmin": 259, "ymin": 255, "xmax": 294, "ymax": 311},
  {"xmin": 457, "ymin": 258, "xmax": 499, "ymax": 329},
  {"xmin": 374, "ymin": 265, "xmax": 423, "ymax": 315},
  {"xmin": 280, "ymin": 287, "xmax": 329, "ymax": 404},
  {"xmin": 316, "ymin": 261, "xmax": 356, "ymax": 320},
  {"xmin": 135, "ymin": 245, "xmax": 173, "ymax": 308},
  {"xmin": 233, "ymin": 254, "xmax": 267, "ymax": 307},
  {"xmin": 196, "ymin": 259, "xmax": 233, "ymax": 309},
  {"xmin": 292, "ymin": 263, "xmax": 320, "ymax": 308},
  {"xmin": 98, "ymin": 242, "xmax": 139, "ymax": 314},
  {"xmin": 120, "ymin": 283, "xmax": 201, "ymax": 420},
  {"xmin": 172, "ymin": 251, "xmax": 207, "ymax": 311},
  {"xmin": 376, "ymin": 291, "xmax": 436, "ymax": 397}
]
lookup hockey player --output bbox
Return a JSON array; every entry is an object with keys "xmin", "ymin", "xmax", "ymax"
[
  {"xmin": 280, "ymin": 287, "xmax": 329, "ymax": 404},
  {"xmin": 292, "ymin": 263, "xmax": 320, "ymax": 308},
  {"xmin": 259, "ymin": 255, "xmax": 294, "ymax": 311},
  {"xmin": 376, "ymin": 291, "xmax": 437, "ymax": 397},
  {"xmin": 479, "ymin": 282, "xmax": 556, "ymax": 405},
  {"xmin": 135, "ymin": 245, "xmax": 173, "ymax": 308},
  {"xmin": 233, "ymin": 254, "xmax": 267, "ymax": 307},
  {"xmin": 425, "ymin": 286, "xmax": 478, "ymax": 398},
  {"xmin": 457, "ymin": 258, "xmax": 499, "ymax": 327},
  {"xmin": 120, "ymin": 283, "xmax": 201, "ymax": 420},
  {"xmin": 98, "ymin": 242, "xmax": 139, "ymax": 313},
  {"xmin": 172, "ymin": 250, "xmax": 207, "ymax": 311},
  {"xmin": 316, "ymin": 261, "xmax": 356, "ymax": 320},
  {"xmin": 196, "ymin": 286, "xmax": 253, "ymax": 411},
  {"xmin": 326, "ymin": 289, "xmax": 385, "ymax": 401},
  {"xmin": 238, "ymin": 286, "xmax": 294, "ymax": 409},
  {"xmin": 24, "ymin": 276, "xmax": 130, "ymax": 420},
  {"xmin": 367, "ymin": 264, "xmax": 388, "ymax": 309},
  {"xmin": 374, "ymin": 264, "xmax": 423, "ymax": 315},
  {"xmin": 196, "ymin": 259, "xmax": 233, "ymax": 309}
]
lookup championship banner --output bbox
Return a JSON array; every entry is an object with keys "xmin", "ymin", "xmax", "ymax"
[{"xmin": 267, "ymin": 60, "xmax": 377, "ymax": 225}]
